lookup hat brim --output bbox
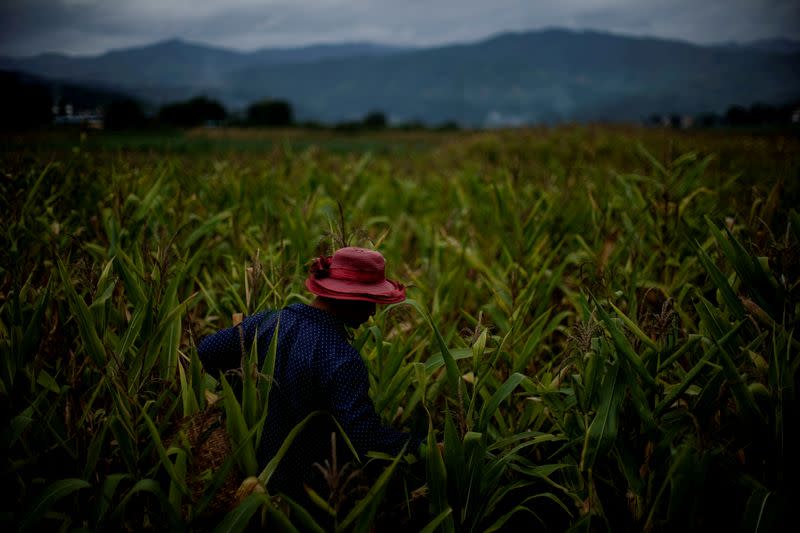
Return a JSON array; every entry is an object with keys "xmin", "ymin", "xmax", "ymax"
[{"xmin": 305, "ymin": 276, "xmax": 406, "ymax": 304}]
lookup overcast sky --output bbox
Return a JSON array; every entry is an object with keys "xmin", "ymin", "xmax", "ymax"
[{"xmin": 1, "ymin": 0, "xmax": 798, "ymax": 57}]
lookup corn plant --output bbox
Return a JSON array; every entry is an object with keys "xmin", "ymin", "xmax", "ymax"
[{"xmin": 1, "ymin": 126, "xmax": 797, "ymax": 531}]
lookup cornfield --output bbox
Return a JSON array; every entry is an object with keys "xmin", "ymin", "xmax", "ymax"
[{"xmin": 1, "ymin": 126, "xmax": 798, "ymax": 532}]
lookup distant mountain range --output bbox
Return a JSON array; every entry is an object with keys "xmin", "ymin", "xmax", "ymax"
[{"xmin": 2, "ymin": 29, "xmax": 798, "ymax": 126}]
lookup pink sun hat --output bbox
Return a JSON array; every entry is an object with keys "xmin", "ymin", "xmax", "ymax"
[{"xmin": 305, "ymin": 247, "xmax": 406, "ymax": 304}]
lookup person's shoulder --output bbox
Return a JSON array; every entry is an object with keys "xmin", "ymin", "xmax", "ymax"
[{"xmin": 287, "ymin": 303, "xmax": 341, "ymax": 330}]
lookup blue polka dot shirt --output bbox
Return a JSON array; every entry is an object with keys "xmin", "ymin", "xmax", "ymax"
[{"xmin": 198, "ymin": 303, "xmax": 420, "ymax": 496}]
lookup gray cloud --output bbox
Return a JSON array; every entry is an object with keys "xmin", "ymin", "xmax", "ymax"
[{"xmin": 1, "ymin": 0, "xmax": 798, "ymax": 57}]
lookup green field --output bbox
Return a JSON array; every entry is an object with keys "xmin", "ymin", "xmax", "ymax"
[{"xmin": 1, "ymin": 126, "xmax": 798, "ymax": 532}]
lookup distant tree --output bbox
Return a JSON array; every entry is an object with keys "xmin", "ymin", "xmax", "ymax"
[
  {"xmin": 695, "ymin": 112, "xmax": 721, "ymax": 128},
  {"xmin": 396, "ymin": 120, "xmax": 427, "ymax": 131},
  {"xmin": 748, "ymin": 103, "xmax": 783, "ymax": 125},
  {"xmin": 435, "ymin": 120, "xmax": 461, "ymax": 131},
  {"xmin": 725, "ymin": 105, "xmax": 749, "ymax": 126},
  {"xmin": 104, "ymin": 98, "xmax": 147, "ymax": 130},
  {"xmin": 362, "ymin": 110, "xmax": 387, "ymax": 129},
  {"xmin": 246, "ymin": 99, "xmax": 293, "ymax": 127},
  {"xmin": 333, "ymin": 120, "xmax": 362, "ymax": 133},
  {"xmin": 158, "ymin": 96, "xmax": 226, "ymax": 127},
  {"xmin": 299, "ymin": 120, "xmax": 324, "ymax": 130},
  {"xmin": 0, "ymin": 71, "xmax": 52, "ymax": 129}
]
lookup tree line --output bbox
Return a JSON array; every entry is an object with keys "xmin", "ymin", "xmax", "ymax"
[
  {"xmin": 2, "ymin": 68, "xmax": 795, "ymax": 132},
  {"xmin": 88, "ymin": 96, "xmax": 406, "ymax": 131}
]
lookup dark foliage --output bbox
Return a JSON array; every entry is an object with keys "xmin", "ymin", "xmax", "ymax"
[
  {"xmin": 158, "ymin": 96, "xmax": 227, "ymax": 127},
  {"xmin": 103, "ymin": 99, "xmax": 148, "ymax": 130},
  {"xmin": 0, "ymin": 70, "xmax": 52, "ymax": 129},
  {"xmin": 246, "ymin": 99, "xmax": 294, "ymax": 127}
]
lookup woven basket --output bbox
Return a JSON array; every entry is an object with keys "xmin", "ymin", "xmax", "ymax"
[{"xmin": 170, "ymin": 404, "xmax": 244, "ymax": 518}]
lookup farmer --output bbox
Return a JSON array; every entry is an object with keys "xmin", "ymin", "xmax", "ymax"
[{"xmin": 198, "ymin": 246, "xmax": 421, "ymax": 501}]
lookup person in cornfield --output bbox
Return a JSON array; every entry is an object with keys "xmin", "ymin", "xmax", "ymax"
[{"xmin": 198, "ymin": 247, "xmax": 422, "ymax": 506}]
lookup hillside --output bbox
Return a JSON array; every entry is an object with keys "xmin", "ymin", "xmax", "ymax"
[{"xmin": 2, "ymin": 29, "xmax": 798, "ymax": 125}]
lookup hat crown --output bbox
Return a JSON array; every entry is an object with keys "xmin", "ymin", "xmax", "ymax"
[
  {"xmin": 305, "ymin": 247, "xmax": 405, "ymax": 304},
  {"xmin": 330, "ymin": 247, "xmax": 385, "ymax": 275}
]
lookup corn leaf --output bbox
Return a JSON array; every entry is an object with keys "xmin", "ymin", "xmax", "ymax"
[
  {"xmin": 18, "ymin": 478, "xmax": 90, "ymax": 532},
  {"xmin": 57, "ymin": 257, "xmax": 107, "ymax": 366},
  {"xmin": 213, "ymin": 493, "xmax": 270, "ymax": 533}
]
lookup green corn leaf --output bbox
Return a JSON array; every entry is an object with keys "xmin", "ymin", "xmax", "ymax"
[
  {"xmin": 279, "ymin": 493, "xmax": 327, "ymax": 533},
  {"xmin": 643, "ymin": 445, "xmax": 696, "ymax": 531},
  {"xmin": 110, "ymin": 478, "xmax": 178, "ymax": 526},
  {"xmin": 461, "ymin": 431, "xmax": 485, "ymax": 528},
  {"xmin": 130, "ymin": 174, "xmax": 165, "ymax": 225},
  {"xmin": 117, "ymin": 305, "xmax": 146, "ymax": 361},
  {"xmin": 242, "ymin": 324, "xmax": 259, "ymax": 429},
  {"xmin": 337, "ymin": 442, "xmax": 408, "ymax": 533},
  {"xmin": 789, "ymin": 209, "xmax": 800, "ymax": 242},
  {"xmin": 18, "ymin": 478, "xmax": 91, "ymax": 532},
  {"xmin": 375, "ymin": 362, "xmax": 414, "ymax": 414},
  {"xmin": 595, "ymin": 300, "xmax": 655, "ymax": 387},
  {"xmin": 677, "ymin": 187, "xmax": 713, "ymax": 218},
  {"xmin": 109, "ymin": 415, "xmax": 136, "ymax": 473},
  {"xmin": 424, "ymin": 348, "xmax": 473, "ymax": 373},
  {"xmin": 95, "ymin": 473, "xmax": 130, "ymax": 524},
  {"xmin": 255, "ymin": 314, "xmax": 279, "ymax": 449},
  {"xmin": 636, "ymin": 143, "xmax": 668, "ymax": 177},
  {"xmin": 401, "ymin": 298, "xmax": 463, "ymax": 413},
  {"xmin": 258, "ymin": 411, "xmax": 324, "ymax": 487},
  {"xmin": 161, "ymin": 311, "xmax": 182, "ymax": 380},
  {"xmin": 83, "ymin": 423, "xmax": 109, "ymax": 480},
  {"xmin": 706, "ymin": 217, "xmax": 783, "ymax": 319},
  {"xmin": 414, "ymin": 362, "xmax": 429, "ymax": 409},
  {"xmin": 22, "ymin": 285, "xmax": 49, "ymax": 360},
  {"xmin": 20, "ymin": 162, "xmax": 52, "ymax": 217},
  {"xmin": 658, "ymin": 335, "xmax": 702, "ymax": 372},
  {"xmin": 190, "ymin": 345, "xmax": 204, "ymax": 411},
  {"xmin": 35, "ymin": 369, "xmax": 60, "ymax": 394},
  {"xmin": 477, "ymin": 372, "xmax": 527, "ymax": 433},
  {"xmin": 141, "ymin": 408, "xmax": 191, "ymax": 498},
  {"xmin": 655, "ymin": 321, "xmax": 745, "ymax": 415},
  {"xmin": 425, "ymin": 416, "xmax": 451, "ymax": 530},
  {"xmin": 178, "ymin": 361, "xmax": 199, "ymax": 418},
  {"xmin": 263, "ymin": 499, "xmax": 301, "ymax": 532},
  {"xmin": 695, "ymin": 298, "xmax": 762, "ymax": 424},
  {"xmin": 57, "ymin": 257, "xmax": 107, "ymax": 366},
  {"xmin": 113, "ymin": 249, "xmax": 147, "ymax": 308},
  {"xmin": 607, "ymin": 301, "xmax": 660, "ymax": 352},
  {"xmin": 184, "ymin": 210, "xmax": 232, "ymax": 250},
  {"xmin": 488, "ymin": 431, "xmax": 563, "ymax": 452},
  {"xmin": 6, "ymin": 404, "xmax": 35, "ymax": 447},
  {"xmin": 221, "ymin": 375, "xmax": 258, "ymax": 476},
  {"xmin": 695, "ymin": 240, "xmax": 746, "ymax": 320},
  {"xmin": 90, "ymin": 258, "xmax": 117, "ymax": 312},
  {"xmin": 580, "ymin": 348, "xmax": 600, "ymax": 412},
  {"xmin": 619, "ymin": 357, "xmax": 656, "ymax": 430},
  {"xmin": 655, "ymin": 351, "xmax": 713, "ymax": 416},
  {"xmin": 167, "ymin": 447, "xmax": 188, "ymax": 513},
  {"xmin": 139, "ymin": 291, "xmax": 197, "ymax": 381},
  {"xmin": 419, "ymin": 508, "xmax": 454, "ymax": 533},
  {"xmin": 581, "ymin": 359, "xmax": 624, "ymax": 471},
  {"xmin": 471, "ymin": 327, "xmax": 488, "ymax": 372},
  {"xmin": 443, "ymin": 411, "xmax": 466, "ymax": 509},
  {"xmin": 741, "ymin": 487, "xmax": 778, "ymax": 533}
]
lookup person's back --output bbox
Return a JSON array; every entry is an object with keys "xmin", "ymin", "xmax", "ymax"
[{"xmin": 198, "ymin": 247, "xmax": 420, "ymax": 501}]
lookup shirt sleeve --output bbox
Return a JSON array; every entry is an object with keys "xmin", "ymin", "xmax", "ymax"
[
  {"xmin": 320, "ymin": 348, "xmax": 421, "ymax": 457},
  {"xmin": 197, "ymin": 310, "xmax": 274, "ymax": 377}
]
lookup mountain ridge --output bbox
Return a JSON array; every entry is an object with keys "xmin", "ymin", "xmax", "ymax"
[{"xmin": 2, "ymin": 28, "xmax": 798, "ymax": 126}]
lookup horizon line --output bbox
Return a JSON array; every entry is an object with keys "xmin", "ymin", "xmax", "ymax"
[{"xmin": 4, "ymin": 26, "xmax": 798, "ymax": 60}]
